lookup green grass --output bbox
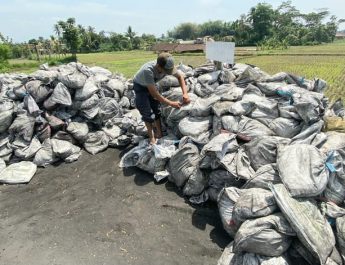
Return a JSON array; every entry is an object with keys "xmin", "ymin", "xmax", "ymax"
[
  {"xmin": 259, "ymin": 39, "xmax": 345, "ymax": 55},
  {"xmin": 7, "ymin": 56, "xmax": 74, "ymax": 74},
  {"xmin": 76, "ymin": 51, "xmax": 208, "ymax": 77}
]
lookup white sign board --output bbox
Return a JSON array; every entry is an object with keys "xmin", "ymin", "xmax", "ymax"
[{"xmin": 206, "ymin": 41, "xmax": 235, "ymax": 64}]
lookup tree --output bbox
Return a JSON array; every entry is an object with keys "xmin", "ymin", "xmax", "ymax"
[
  {"xmin": 125, "ymin": 26, "xmax": 136, "ymax": 40},
  {"xmin": 0, "ymin": 42, "xmax": 11, "ymax": 71},
  {"xmin": 198, "ymin": 20, "xmax": 233, "ymax": 38},
  {"xmin": 168, "ymin": 22, "xmax": 199, "ymax": 40},
  {"xmin": 232, "ymin": 15, "xmax": 252, "ymax": 46},
  {"xmin": 248, "ymin": 3, "xmax": 275, "ymax": 44},
  {"xmin": 54, "ymin": 18, "xmax": 81, "ymax": 60}
]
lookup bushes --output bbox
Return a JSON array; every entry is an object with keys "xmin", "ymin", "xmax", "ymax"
[{"xmin": 0, "ymin": 44, "xmax": 11, "ymax": 71}]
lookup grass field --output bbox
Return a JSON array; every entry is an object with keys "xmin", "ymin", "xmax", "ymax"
[{"xmin": 7, "ymin": 40, "xmax": 345, "ymax": 102}]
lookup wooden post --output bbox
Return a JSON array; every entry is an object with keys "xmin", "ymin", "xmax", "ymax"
[
  {"xmin": 34, "ymin": 44, "xmax": 40, "ymax": 61},
  {"xmin": 215, "ymin": 61, "xmax": 223, "ymax": 71}
]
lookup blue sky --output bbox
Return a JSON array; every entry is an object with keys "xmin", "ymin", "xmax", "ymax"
[{"xmin": 0, "ymin": 0, "xmax": 344, "ymax": 42}]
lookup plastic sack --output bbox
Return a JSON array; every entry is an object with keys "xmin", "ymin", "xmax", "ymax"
[
  {"xmin": 9, "ymin": 110, "xmax": 36, "ymax": 142},
  {"xmin": 0, "ymin": 100, "xmax": 14, "ymax": 133},
  {"xmin": 97, "ymin": 97, "xmax": 123, "ymax": 125},
  {"xmin": 168, "ymin": 142, "xmax": 201, "ymax": 188},
  {"xmin": 243, "ymin": 164, "xmax": 281, "ymax": 190},
  {"xmin": 212, "ymin": 101, "xmax": 234, "ymax": 117},
  {"xmin": 270, "ymin": 183, "xmax": 336, "ymax": 265},
  {"xmin": 178, "ymin": 116, "xmax": 212, "ymax": 138},
  {"xmin": 232, "ymin": 188, "xmax": 277, "ymax": 225},
  {"xmin": 220, "ymin": 147, "xmax": 255, "ymax": 181},
  {"xmin": 104, "ymin": 78, "xmax": 126, "ymax": 96},
  {"xmin": 66, "ymin": 122, "xmax": 89, "ymax": 143},
  {"xmin": 83, "ymin": 131, "xmax": 109, "ymax": 155},
  {"xmin": 23, "ymin": 94, "xmax": 41, "ymax": 116},
  {"xmin": 58, "ymin": 68, "xmax": 87, "ymax": 89},
  {"xmin": 0, "ymin": 134, "xmax": 13, "ymax": 162},
  {"xmin": 0, "ymin": 161, "xmax": 37, "ymax": 184},
  {"xmin": 182, "ymin": 167, "xmax": 207, "ymax": 196},
  {"xmin": 51, "ymin": 139, "xmax": 81, "ymax": 162},
  {"xmin": 217, "ymin": 187, "xmax": 243, "ymax": 237},
  {"xmin": 233, "ymin": 213, "xmax": 295, "ymax": 257},
  {"xmin": 325, "ymin": 117, "xmax": 345, "ymax": 133},
  {"xmin": 25, "ymin": 80, "xmax": 51, "ymax": 103},
  {"xmin": 277, "ymin": 144, "xmax": 328, "ymax": 197},
  {"xmin": 33, "ymin": 138, "xmax": 56, "ymax": 167},
  {"xmin": 14, "ymin": 136, "xmax": 42, "ymax": 160},
  {"xmin": 269, "ymin": 117, "xmax": 303, "ymax": 138},
  {"xmin": 207, "ymin": 170, "xmax": 245, "ymax": 201},
  {"xmin": 218, "ymin": 242, "xmax": 290, "ymax": 265},
  {"xmin": 244, "ymin": 136, "xmax": 291, "ymax": 171},
  {"xmin": 74, "ymin": 77, "xmax": 100, "ymax": 101},
  {"xmin": 43, "ymin": 82, "xmax": 72, "ymax": 110}
]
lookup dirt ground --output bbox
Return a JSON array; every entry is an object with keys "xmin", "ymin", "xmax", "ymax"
[{"xmin": 0, "ymin": 147, "xmax": 230, "ymax": 265}]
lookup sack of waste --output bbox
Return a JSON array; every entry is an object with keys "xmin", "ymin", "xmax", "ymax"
[
  {"xmin": 217, "ymin": 187, "xmax": 243, "ymax": 237},
  {"xmin": 270, "ymin": 183, "xmax": 336, "ymax": 265},
  {"xmin": 233, "ymin": 213, "xmax": 296, "ymax": 257},
  {"xmin": 218, "ymin": 242, "xmax": 290, "ymax": 265},
  {"xmin": 0, "ymin": 161, "xmax": 37, "ymax": 184},
  {"xmin": 232, "ymin": 188, "xmax": 277, "ymax": 225},
  {"xmin": 168, "ymin": 142, "xmax": 201, "ymax": 188},
  {"xmin": 277, "ymin": 144, "xmax": 329, "ymax": 197}
]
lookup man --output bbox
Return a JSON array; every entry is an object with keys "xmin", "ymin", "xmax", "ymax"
[{"xmin": 133, "ymin": 52, "xmax": 191, "ymax": 144}]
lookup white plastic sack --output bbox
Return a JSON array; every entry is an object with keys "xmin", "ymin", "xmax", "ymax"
[
  {"xmin": 33, "ymin": 138, "xmax": 56, "ymax": 167},
  {"xmin": 0, "ymin": 100, "xmax": 14, "ymax": 133},
  {"xmin": 0, "ymin": 158, "xmax": 6, "ymax": 173},
  {"xmin": 277, "ymin": 144, "xmax": 329, "ymax": 197},
  {"xmin": 217, "ymin": 187, "xmax": 243, "ymax": 237},
  {"xmin": 233, "ymin": 213, "xmax": 295, "ymax": 257},
  {"xmin": 244, "ymin": 164, "xmax": 281, "ymax": 190},
  {"xmin": 51, "ymin": 139, "xmax": 81, "ymax": 162},
  {"xmin": 0, "ymin": 161, "xmax": 37, "ymax": 184},
  {"xmin": 270, "ymin": 183, "xmax": 336, "ymax": 265},
  {"xmin": 14, "ymin": 136, "xmax": 42, "ymax": 160},
  {"xmin": 178, "ymin": 116, "xmax": 212, "ymax": 138},
  {"xmin": 232, "ymin": 188, "xmax": 277, "ymax": 225},
  {"xmin": 84, "ymin": 131, "xmax": 109, "ymax": 155},
  {"xmin": 67, "ymin": 122, "xmax": 89, "ymax": 143}
]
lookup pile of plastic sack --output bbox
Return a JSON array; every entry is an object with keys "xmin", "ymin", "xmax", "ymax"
[
  {"xmin": 1, "ymin": 61, "xmax": 345, "ymax": 265},
  {"xmin": 0, "ymin": 62, "xmax": 145, "ymax": 183}
]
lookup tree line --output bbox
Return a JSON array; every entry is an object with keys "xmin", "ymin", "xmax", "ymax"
[
  {"xmin": 168, "ymin": 1, "xmax": 344, "ymax": 48},
  {"xmin": 0, "ymin": 0, "xmax": 344, "ymax": 65}
]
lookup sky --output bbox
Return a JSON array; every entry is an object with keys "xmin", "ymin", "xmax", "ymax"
[{"xmin": 0, "ymin": 0, "xmax": 344, "ymax": 42}]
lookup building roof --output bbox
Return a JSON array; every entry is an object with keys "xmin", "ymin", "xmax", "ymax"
[
  {"xmin": 152, "ymin": 43, "xmax": 205, "ymax": 53},
  {"xmin": 336, "ymin": 32, "xmax": 345, "ymax": 37}
]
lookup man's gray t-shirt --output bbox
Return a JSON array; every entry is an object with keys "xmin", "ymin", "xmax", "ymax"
[{"xmin": 133, "ymin": 61, "xmax": 179, "ymax": 87}]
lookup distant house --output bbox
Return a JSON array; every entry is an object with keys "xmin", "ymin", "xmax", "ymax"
[
  {"xmin": 152, "ymin": 36, "xmax": 215, "ymax": 53},
  {"xmin": 151, "ymin": 43, "xmax": 178, "ymax": 53},
  {"xmin": 335, "ymin": 32, "xmax": 345, "ymax": 39},
  {"xmin": 152, "ymin": 43, "xmax": 205, "ymax": 53}
]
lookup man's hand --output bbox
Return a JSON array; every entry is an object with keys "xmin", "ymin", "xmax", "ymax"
[
  {"xmin": 182, "ymin": 94, "xmax": 191, "ymax": 105},
  {"xmin": 169, "ymin": 101, "xmax": 181, "ymax": 109}
]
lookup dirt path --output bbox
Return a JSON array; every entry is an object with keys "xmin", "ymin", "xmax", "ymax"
[{"xmin": 0, "ymin": 148, "xmax": 229, "ymax": 265}]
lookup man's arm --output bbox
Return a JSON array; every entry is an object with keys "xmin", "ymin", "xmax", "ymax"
[
  {"xmin": 175, "ymin": 72, "xmax": 191, "ymax": 105},
  {"xmin": 147, "ymin": 84, "xmax": 181, "ymax": 109}
]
